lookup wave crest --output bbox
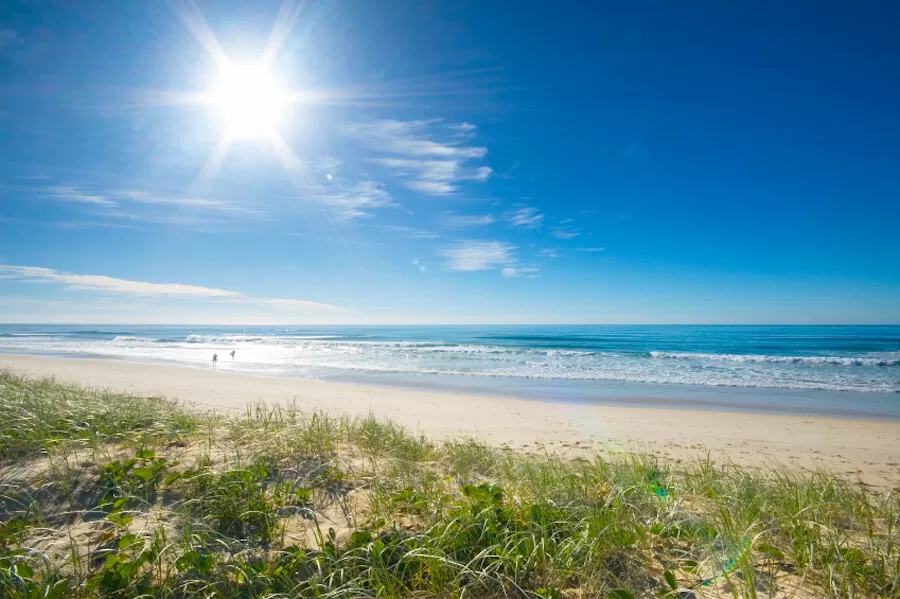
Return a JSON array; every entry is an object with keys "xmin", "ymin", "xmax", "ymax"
[{"xmin": 649, "ymin": 351, "xmax": 900, "ymax": 367}]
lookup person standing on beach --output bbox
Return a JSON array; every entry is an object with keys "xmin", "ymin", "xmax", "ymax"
[
  {"xmin": 212, "ymin": 353, "xmax": 218, "ymax": 366},
  {"xmin": 230, "ymin": 350, "xmax": 235, "ymax": 360}
]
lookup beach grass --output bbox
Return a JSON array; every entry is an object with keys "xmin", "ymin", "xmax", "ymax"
[{"xmin": 1, "ymin": 369, "xmax": 898, "ymax": 598}]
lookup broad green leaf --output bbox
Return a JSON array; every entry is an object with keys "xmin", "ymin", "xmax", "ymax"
[
  {"xmin": 107, "ymin": 512, "xmax": 133, "ymax": 528},
  {"xmin": 46, "ymin": 579, "xmax": 70, "ymax": 599},
  {"xmin": 664, "ymin": 570, "xmax": 677, "ymax": 590},
  {"xmin": 15, "ymin": 563, "xmax": 34, "ymax": 579},
  {"xmin": 133, "ymin": 467, "xmax": 154, "ymax": 481}
]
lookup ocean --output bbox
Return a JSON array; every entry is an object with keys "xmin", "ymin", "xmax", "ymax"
[{"xmin": 1, "ymin": 324, "xmax": 898, "ymax": 418}]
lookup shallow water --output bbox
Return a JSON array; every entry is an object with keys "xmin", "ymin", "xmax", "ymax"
[{"xmin": 1, "ymin": 324, "xmax": 898, "ymax": 418}]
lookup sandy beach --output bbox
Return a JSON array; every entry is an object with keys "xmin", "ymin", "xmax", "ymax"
[{"xmin": 3, "ymin": 354, "xmax": 899, "ymax": 487}]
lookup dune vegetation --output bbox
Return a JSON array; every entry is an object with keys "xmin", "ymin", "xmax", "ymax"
[{"xmin": 1, "ymin": 369, "xmax": 898, "ymax": 598}]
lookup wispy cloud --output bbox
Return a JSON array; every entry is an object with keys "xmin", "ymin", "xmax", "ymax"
[
  {"xmin": 51, "ymin": 220, "xmax": 141, "ymax": 230},
  {"xmin": 318, "ymin": 180, "xmax": 396, "ymax": 220},
  {"xmin": 372, "ymin": 159, "xmax": 455, "ymax": 195},
  {"xmin": 106, "ymin": 211, "xmax": 253, "ymax": 232},
  {"xmin": 442, "ymin": 211, "xmax": 496, "ymax": 228},
  {"xmin": 450, "ymin": 122, "xmax": 477, "ymax": 133},
  {"xmin": 551, "ymin": 227, "xmax": 580, "ymax": 240},
  {"xmin": 0, "ymin": 265, "xmax": 339, "ymax": 310},
  {"xmin": 0, "ymin": 265, "xmax": 238, "ymax": 297},
  {"xmin": 342, "ymin": 119, "xmax": 491, "ymax": 196},
  {"xmin": 497, "ymin": 160, "xmax": 522, "ymax": 180},
  {"xmin": 383, "ymin": 225, "xmax": 440, "ymax": 239},
  {"xmin": 118, "ymin": 190, "xmax": 257, "ymax": 215},
  {"xmin": 472, "ymin": 167, "xmax": 492, "ymax": 180},
  {"xmin": 577, "ymin": 247, "xmax": 606, "ymax": 252},
  {"xmin": 537, "ymin": 248, "xmax": 561, "ymax": 258},
  {"xmin": 506, "ymin": 206, "xmax": 544, "ymax": 228},
  {"xmin": 372, "ymin": 158, "xmax": 491, "ymax": 196},
  {"xmin": 501, "ymin": 266, "xmax": 539, "ymax": 278},
  {"xmin": 342, "ymin": 119, "xmax": 487, "ymax": 158},
  {"xmin": 43, "ymin": 185, "xmax": 118, "ymax": 207},
  {"xmin": 440, "ymin": 240, "xmax": 517, "ymax": 272},
  {"xmin": 38, "ymin": 183, "xmax": 260, "ymax": 226}
]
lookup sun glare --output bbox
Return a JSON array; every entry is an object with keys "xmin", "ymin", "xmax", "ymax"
[{"xmin": 212, "ymin": 62, "xmax": 286, "ymax": 139}]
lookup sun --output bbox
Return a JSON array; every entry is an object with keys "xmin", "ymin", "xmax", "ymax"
[
  {"xmin": 157, "ymin": 1, "xmax": 314, "ymax": 189},
  {"xmin": 211, "ymin": 62, "xmax": 287, "ymax": 139}
]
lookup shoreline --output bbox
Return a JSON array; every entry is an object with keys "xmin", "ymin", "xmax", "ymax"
[
  {"xmin": 3, "ymin": 353, "xmax": 900, "ymax": 487},
  {"xmin": 332, "ymin": 370, "xmax": 900, "ymax": 420},
  {"xmin": 5, "ymin": 349, "xmax": 899, "ymax": 421}
]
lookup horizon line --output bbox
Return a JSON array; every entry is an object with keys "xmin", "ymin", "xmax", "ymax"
[{"xmin": 1, "ymin": 322, "xmax": 899, "ymax": 327}]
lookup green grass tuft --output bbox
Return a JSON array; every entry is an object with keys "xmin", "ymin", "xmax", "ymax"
[{"xmin": 1, "ymin": 370, "xmax": 898, "ymax": 598}]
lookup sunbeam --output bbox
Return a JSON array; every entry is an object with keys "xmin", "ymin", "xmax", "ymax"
[
  {"xmin": 169, "ymin": 0, "xmax": 231, "ymax": 70},
  {"xmin": 191, "ymin": 132, "xmax": 233, "ymax": 194},
  {"xmin": 261, "ymin": 0, "xmax": 307, "ymax": 68}
]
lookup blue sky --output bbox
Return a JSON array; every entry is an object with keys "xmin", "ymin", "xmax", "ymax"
[{"xmin": 1, "ymin": 0, "xmax": 899, "ymax": 324}]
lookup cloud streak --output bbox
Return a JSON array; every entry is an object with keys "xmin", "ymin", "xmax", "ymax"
[
  {"xmin": 372, "ymin": 158, "xmax": 491, "ymax": 196},
  {"xmin": 506, "ymin": 206, "xmax": 544, "ymax": 228},
  {"xmin": 37, "ymin": 183, "xmax": 262, "ymax": 228},
  {"xmin": 342, "ymin": 119, "xmax": 491, "ymax": 196},
  {"xmin": 0, "ymin": 265, "xmax": 338, "ymax": 310},
  {"xmin": 384, "ymin": 225, "xmax": 440, "ymax": 239},
  {"xmin": 501, "ymin": 266, "xmax": 539, "ymax": 278},
  {"xmin": 551, "ymin": 227, "xmax": 580, "ymax": 240},
  {"xmin": 442, "ymin": 211, "xmax": 496, "ymax": 228},
  {"xmin": 118, "ymin": 190, "xmax": 255, "ymax": 214},
  {"xmin": 440, "ymin": 240, "xmax": 518, "ymax": 272},
  {"xmin": 342, "ymin": 119, "xmax": 487, "ymax": 159},
  {"xmin": 318, "ymin": 180, "xmax": 396, "ymax": 219},
  {"xmin": 383, "ymin": 225, "xmax": 440, "ymax": 239},
  {"xmin": 43, "ymin": 185, "xmax": 118, "ymax": 207}
]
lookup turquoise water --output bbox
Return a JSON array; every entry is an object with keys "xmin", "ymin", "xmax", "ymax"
[{"xmin": 1, "ymin": 325, "xmax": 898, "ymax": 417}]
